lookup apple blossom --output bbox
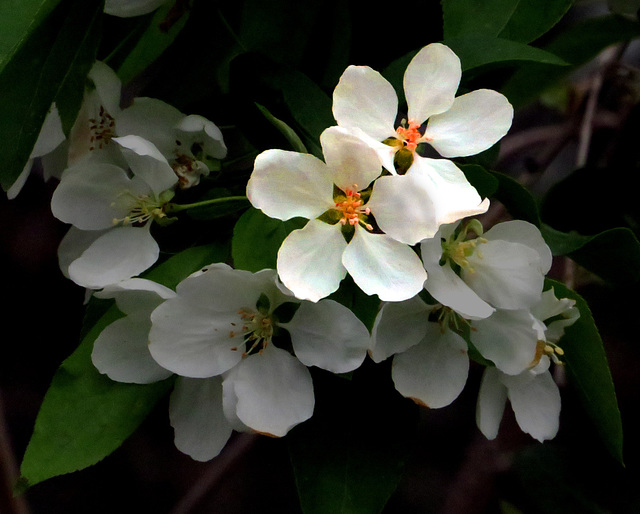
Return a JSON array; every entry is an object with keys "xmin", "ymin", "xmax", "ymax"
[
  {"xmin": 247, "ymin": 125, "xmax": 430, "ymax": 302},
  {"xmin": 148, "ymin": 263, "xmax": 371, "ymax": 437}
]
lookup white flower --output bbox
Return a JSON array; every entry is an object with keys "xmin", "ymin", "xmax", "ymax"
[
  {"xmin": 148, "ymin": 263, "xmax": 370, "ymax": 437},
  {"xmin": 51, "ymin": 135, "xmax": 178, "ymax": 289},
  {"xmin": 104, "ymin": 0, "xmax": 170, "ymax": 17},
  {"xmin": 332, "ymin": 43, "xmax": 511, "ymax": 225},
  {"xmin": 247, "ymin": 125, "xmax": 428, "ymax": 302},
  {"xmin": 7, "ymin": 104, "xmax": 66, "ymax": 199},
  {"xmin": 68, "ymin": 61, "xmax": 226, "ymax": 188},
  {"xmin": 89, "ymin": 278, "xmax": 234, "ymax": 461},
  {"xmin": 421, "ymin": 219, "xmax": 553, "ymax": 319},
  {"xmin": 475, "ymin": 288, "xmax": 579, "ymax": 442}
]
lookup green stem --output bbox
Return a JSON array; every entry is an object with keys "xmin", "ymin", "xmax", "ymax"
[{"xmin": 165, "ymin": 195, "xmax": 249, "ymax": 214}]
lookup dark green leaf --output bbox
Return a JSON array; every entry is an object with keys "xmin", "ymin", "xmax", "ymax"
[
  {"xmin": 232, "ymin": 207, "xmax": 306, "ymax": 272},
  {"xmin": 545, "ymin": 279, "xmax": 624, "ymax": 464},
  {"xmin": 256, "ymin": 102, "xmax": 308, "ymax": 153},
  {"xmin": 289, "ymin": 365, "xmax": 418, "ymax": 514},
  {"xmin": 18, "ymin": 243, "xmax": 228, "ymax": 488},
  {"xmin": 0, "ymin": 0, "xmax": 104, "ymax": 192},
  {"xmin": 115, "ymin": 0, "xmax": 191, "ymax": 85},
  {"xmin": 458, "ymin": 163, "xmax": 500, "ymax": 199},
  {"xmin": 499, "ymin": 0, "xmax": 575, "ymax": 43},
  {"xmin": 442, "ymin": 0, "xmax": 520, "ymax": 39},
  {"xmin": 489, "ymin": 170, "xmax": 542, "ymax": 226},
  {"xmin": 185, "ymin": 188, "xmax": 250, "ymax": 221}
]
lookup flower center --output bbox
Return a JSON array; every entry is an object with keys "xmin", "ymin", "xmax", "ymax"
[
  {"xmin": 171, "ymin": 153, "xmax": 208, "ymax": 189},
  {"xmin": 335, "ymin": 185, "xmax": 373, "ymax": 231},
  {"xmin": 441, "ymin": 219, "xmax": 487, "ymax": 273},
  {"xmin": 230, "ymin": 309, "xmax": 274, "ymax": 356},
  {"xmin": 88, "ymin": 105, "xmax": 116, "ymax": 151},
  {"xmin": 112, "ymin": 192, "xmax": 168, "ymax": 226},
  {"xmin": 395, "ymin": 118, "xmax": 432, "ymax": 152},
  {"xmin": 530, "ymin": 339, "xmax": 565, "ymax": 368}
]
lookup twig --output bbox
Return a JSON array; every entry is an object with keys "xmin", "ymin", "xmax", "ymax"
[{"xmin": 0, "ymin": 394, "xmax": 30, "ymax": 514}]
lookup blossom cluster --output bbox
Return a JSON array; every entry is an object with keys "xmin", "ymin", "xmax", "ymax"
[{"xmin": 16, "ymin": 42, "xmax": 580, "ymax": 461}]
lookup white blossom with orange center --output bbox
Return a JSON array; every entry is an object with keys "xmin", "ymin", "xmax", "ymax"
[
  {"xmin": 247, "ymin": 126, "xmax": 428, "ymax": 302},
  {"xmin": 332, "ymin": 42, "xmax": 513, "ymax": 227},
  {"xmin": 148, "ymin": 264, "xmax": 371, "ymax": 438}
]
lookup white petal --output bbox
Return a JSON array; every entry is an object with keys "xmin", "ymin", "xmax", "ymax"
[
  {"xmin": 87, "ymin": 61, "xmax": 122, "ymax": 117},
  {"xmin": 366, "ymin": 173, "xmax": 438, "ymax": 244},
  {"xmin": 471, "ymin": 310, "xmax": 538, "ymax": 375},
  {"xmin": 247, "ymin": 149, "xmax": 334, "ymax": 221},
  {"xmin": 408, "ymin": 157, "xmax": 488, "ymax": 226},
  {"xmin": 392, "ymin": 324, "xmax": 469, "ymax": 408},
  {"xmin": 424, "ymin": 89, "xmax": 513, "ymax": 158},
  {"xmin": 94, "ymin": 277, "xmax": 175, "ymax": 315},
  {"xmin": 57, "ymin": 227, "xmax": 104, "ymax": 279},
  {"xmin": 224, "ymin": 345, "xmax": 314, "ymax": 437},
  {"xmin": 176, "ymin": 114, "xmax": 227, "ymax": 159},
  {"xmin": 169, "ymin": 377, "xmax": 233, "ymax": 461},
  {"xmin": 464, "ymin": 240, "xmax": 545, "ymax": 310},
  {"xmin": 277, "ymin": 220, "xmax": 347, "ymax": 302},
  {"xmin": 421, "ymin": 235, "xmax": 495, "ymax": 320},
  {"xmin": 92, "ymin": 315, "xmax": 172, "ymax": 384},
  {"xmin": 342, "ymin": 229, "xmax": 426, "ymax": 302},
  {"xmin": 285, "ymin": 299, "xmax": 369, "ymax": 373},
  {"xmin": 483, "ymin": 220, "xmax": 552, "ymax": 274},
  {"xmin": 405, "ymin": 43, "xmax": 461, "ymax": 122},
  {"xmin": 332, "ymin": 65, "xmax": 398, "ymax": 141},
  {"xmin": 67, "ymin": 226, "xmax": 159, "ymax": 288},
  {"xmin": 114, "ymin": 135, "xmax": 177, "ymax": 196},
  {"xmin": 475, "ymin": 367, "xmax": 508, "ymax": 440},
  {"xmin": 370, "ymin": 296, "xmax": 430, "ymax": 363},
  {"xmin": 32, "ymin": 104, "xmax": 65, "ymax": 157},
  {"xmin": 104, "ymin": 0, "xmax": 169, "ymax": 17},
  {"xmin": 502, "ymin": 370, "xmax": 561, "ymax": 441},
  {"xmin": 7, "ymin": 159, "xmax": 34, "ymax": 200},
  {"xmin": 148, "ymin": 297, "xmax": 244, "ymax": 378},
  {"xmin": 51, "ymin": 163, "xmax": 134, "ymax": 230},
  {"xmin": 320, "ymin": 126, "xmax": 383, "ymax": 191}
]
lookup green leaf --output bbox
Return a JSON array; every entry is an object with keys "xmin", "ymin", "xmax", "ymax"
[
  {"xmin": 115, "ymin": 0, "xmax": 191, "ymax": 85},
  {"xmin": 502, "ymin": 15, "xmax": 640, "ymax": 108},
  {"xmin": 545, "ymin": 279, "xmax": 624, "ymax": 464},
  {"xmin": 184, "ymin": 188, "xmax": 251, "ymax": 221},
  {"xmin": 232, "ymin": 207, "xmax": 306, "ymax": 272},
  {"xmin": 541, "ymin": 225, "xmax": 640, "ymax": 285},
  {"xmin": 444, "ymin": 36, "xmax": 568, "ymax": 71},
  {"xmin": 498, "ymin": 0, "xmax": 575, "ymax": 43},
  {"xmin": 289, "ymin": 364, "xmax": 418, "ymax": 514},
  {"xmin": 442, "ymin": 0, "xmax": 520, "ymax": 39},
  {"xmin": 18, "ymin": 243, "xmax": 228, "ymax": 488},
  {"xmin": 0, "ymin": 0, "xmax": 104, "ymax": 192},
  {"xmin": 489, "ymin": 170, "xmax": 542, "ymax": 226},
  {"xmin": 458, "ymin": 163, "xmax": 500, "ymax": 199},
  {"xmin": 256, "ymin": 102, "xmax": 308, "ymax": 153}
]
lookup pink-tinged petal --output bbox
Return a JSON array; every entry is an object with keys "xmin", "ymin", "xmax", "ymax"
[
  {"xmin": 67, "ymin": 226, "xmax": 159, "ymax": 288},
  {"xmin": 224, "ymin": 345, "xmax": 314, "ymax": 437},
  {"xmin": 51, "ymin": 163, "xmax": 134, "ymax": 230},
  {"xmin": 392, "ymin": 324, "xmax": 469, "ymax": 408},
  {"xmin": 247, "ymin": 149, "xmax": 334, "ymax": 221},
  {"xmin": 471, "ymin": 310, "xmax": 538, "ymax": 375},
  {"xmin": 277, "ymin": 220, "xmax": 347, "ymax": 302},
  {"xmin": 370, "ymin": 296, "xmax": 431, "ymax": 363},
  {"xmin": 483, "ymin": 220, "xmax": 552, "ymax": 274},
  {"xmin": 332, "ymin": 65, "xmax": 398, "ymax": 141},
  {"xmin": 320, "ymin": 126, "xmax": 383, "ymax": 191},
  {"xmin": 92, "ymin": 315, "xmax": 172, "ymax": 384},
  {"xmin": 285, "ymin": 299, "xmax": 369, "ymax": 373},
  {"xmin": 464, "ymin": 240, "xmax": 545, "ymax": 310},
  {"xmin": 366, "ymin": 173, "xmax": 438, "ymax": 245},
  {"xmin": 342, "ymin": 229, "xmax": 426, "ymax": 302},
  {"xmin": 424, "ymin": 89, "xmax": 513, "ymax": 158},
  {"xmin": 421, "ymin": 235, "xmax": 495, "ymax": 319},
  {"xmin": 169, "ymin": 377, "xmax": 233, "ymax": 461},
  {"xmin": 476, "ymin": 367, "xmax": 508, "ymax": 440},
  {"xmin": 408, "ymin": 158, "xmax": 489, "ymax": 226},
  {"xmin": 149, "ymin": 297, "xmax": 244, "ymax": 378},
  {"xmin": 502, "ymin": 370, "xmax": 561, "ymax": 442},
  {"xmin": 405, "ymin": 43, "xmax": 461, "ymax": 122},
  {"xmin": 114, "ymin": 135, "xmax": 177, "ymax": 196}
]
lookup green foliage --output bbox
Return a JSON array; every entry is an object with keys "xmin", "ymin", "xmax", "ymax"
[
  {"xmin": 0, "ymin": 0, "xmax": 103, "ymax": 191},
  {"xmin": 546, "ymin": 279, "xmax": 624, "ymax": 464}
]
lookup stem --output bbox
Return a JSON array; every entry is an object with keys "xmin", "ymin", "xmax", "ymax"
[{"xmin": 165, "ymin": 195, "xmax": 248, "ymax": 214}]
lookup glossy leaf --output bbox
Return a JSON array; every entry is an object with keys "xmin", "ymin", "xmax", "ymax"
[
  {"xmin": 442, "ymin": 0, "xmax": 520, "ymax": 39},
  {"xmin": 499, "ymin": 0, "xmax": 574, "ymax": 43}
]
